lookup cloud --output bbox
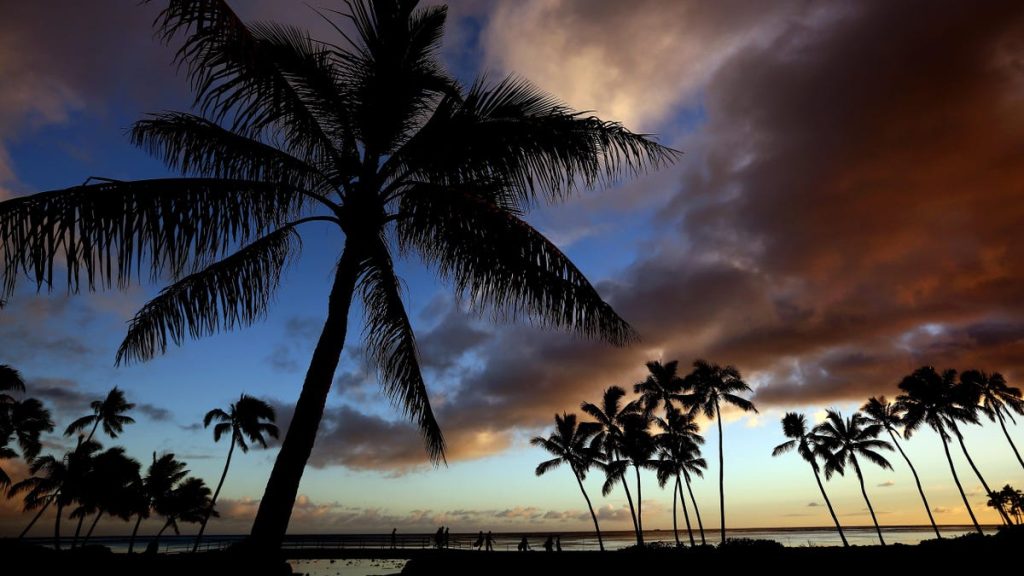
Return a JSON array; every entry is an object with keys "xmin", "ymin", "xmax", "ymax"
[
  {"xmin": 806, "ymin": 502, "xmax": 821, "ymax": 507},
  {"xmin": 932, "ymin": 506, "xmax": 952, "ymax": 514},
  {"xmin": 266, "ymin": 344, "xmax": 300, "ymax": 373},
  {"xmin": 137, "ymin": 403, "xmax": 173, "ymax": 422},
  {"xmin": 30, "ymin": 377, "xmax": 90, "ymax": 414},
  {"xmin": 877, "ymin": 481, "xmax": 895, "ymax": 488}
]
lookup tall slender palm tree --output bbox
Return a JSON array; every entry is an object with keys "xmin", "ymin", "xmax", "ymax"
[
  {"xmin": 583, "ymin": 386, "xmax": 643, "ymax": 541},
  {"xmin": 772, "ymin": 412, "xmax": 848, "ymax": 547},
  {"xmin": 0, "ymin": 0, "xmax": 673, "ymax": 547},
  {"xmin": 861, "ymin": 396, "xmax": 940, "ymax": 539},
  {"xmin": 608, "ymin": 412, "xmax": 655, "ymax": 547},
  {"xmin": 814, "ymin": 410, "xmax": 893, "ymax": 546},
  {"xmin": 680, "ymin": 359, "xmax": 756, "ymax": 543},
  {"xmin": 654, "ymin": 408, "xmax": 705, "ymax": 547},
  {"xmin": 193, "ymin": 395, "xmax": 278, "ymax": 552},
  {"xmin": 960, "ymin": 370, "xmax": 1024, "ymax": 472},
  {"xmin": 11, "ymin": 453, "xmax": 67, "ymax": 539},
  {"xmin": 531, "ymin": 412, "xmax": 605, "ymax": 551},
  {"xmin": 128, "ymin": 453, "xmax": 188, "ymax": 554},
  {"xmin": 897, "ymin": 367, "xmax": 985, "ymax": 534},
  {"xmin": 635, "ymin": 360, "xmax": 684, "ymax": 415},
  {"xmin": 65, "ymin": 387, "xmax": 136, "ymax": 443},
  {"xmin": 1, "ymin": 396, "xmax": 54, "ymax": 488},
  {"xmin": 679, "ymin": 440, "xmax": 707, "ymax": 545}
]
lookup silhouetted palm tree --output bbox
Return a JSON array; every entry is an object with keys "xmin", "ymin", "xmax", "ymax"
[
  {"xmin": 152, "ymin": 477, "xmax": 216, "ymax": 551},
  {"xmin": 961, "ymin": 370, "xmax": 1024, "ymax": 473},
  {"xmin": 898, "ymin": 367, "xmax": 984, "ymax": 534},
  {"xmin": 815, "ymin": 410, "xmax": 892, "ymax": 546},
  {"xmin": 128, "ymin": 453, "xmax": 188, "ymax": 554},
  {"xmin": 583, "ymin": 386, "xmax": 643, "ymax": 541},
  {"xmin": 80, "ymin": 447, "xmax": 142, "ymax": 544},
  {"xmin": 0, "ymin": 0, "xmax": 673, "ymax": 547},
  {"xmin": 680, "ymin": 359, "xmax": 757, "ymax": 542},
  {"xmin": 0, "ymin": 364, "xmax": 26, "ymax": 401},
  {"xmin": 772, "ymin": 412, "xmax": 848, "ymax": 547},
  {"xmin": 862, "ymin": 396, "xmax": 940, "ymax": 538},
  {"xmin": 654, "ymin": 408, "xmax": 705, "ymax": 546},
  {"xmin": 635, "ymin": 360, "xmax": 684, "ymax": 415},
  {"xmin": 607, "ymin": 412, "xmax": 656, "ymax": 546},
  {"xmin": 532, "ymin": 412, "xmax": 605, "ymax": 551},
  {"xmin": 1, "ymin": 396, "xmax": 54, "ymax": 488},
  {"xmin": 193, "ymin": 395, "xmax": 278, "ymax": 552},
  {"xmin": 65, "ymin": 387, "xmax": 136, "ymax": 443}
]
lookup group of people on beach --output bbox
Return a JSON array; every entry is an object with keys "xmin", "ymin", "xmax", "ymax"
[
  {"xmin": 517, "ymin": 535, "xmax": 562, "ymax": 552},
  {"xmin": 389, "ymin": 527, "xmax": 562, "ymax": 552}
]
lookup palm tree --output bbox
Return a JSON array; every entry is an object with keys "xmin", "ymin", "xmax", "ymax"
[
  {"xmin": 0, "ymin": 363, "xmax": 26, "ymax": 402},
  {"xmin": 80, "ymin": 447, "xmax": 143, "ymax": 544},
  {"xmin": 898, "ymin": 367, "xmax": 985, "ymax": 534},
  {"xmin": 814, "ymin": 410, "xmax": 893, "ymax": 546},
  {"xmin": 64, "ymin": 387, "xmax": 136, "ymax": 443},
  {"xmin": 10, "ymin": 454, "xmax": 67, "ymax": 539},
  {"xmin": 608, "ymin": 412, "xmax": 655, "ymax": 546},
  {"xmin": 862, "ymin": 396, "xmax": 940, "ymax": 538},
  {"xmin": 531, "ymin": 412, "xmax": 605, "ymax": 551},
  {"xmin": 152, "ymin": 477, "xmax": 216, "ymax": 551},
  {"xmin": 583, "ymin": 386, "xmax": 643, "ymax": 542},
  {"xmin": 193, "ymin": 395, "xmax": 278, "ymax": 552},
  {"xmin": 654, "ymin": 408, "xmax": 705, "ymax": 547},
  {"xmin": 1, "ymin": 396, "xmax": 54, "ymax": 488},
  {"xmin": 0, "ymin": 0, "xmax": 674, "ymax": 547},
  {"xmin": 772, "ymin": 412, "xmax": 848, "ymax": 547},
  {"xmin": 635, "ymin": 360, "xmax": 684, "ymax": 415},
  {"xmin": 960, "ymin": 370, "xmax": 1024, "ymax": 472},
  {"xmin": 679, "ymin": 359, "xmax": 757, "ymax": 543},
  {"xmin": 128, "ymin": 453, "xmax": 188, "ymax": 554}
]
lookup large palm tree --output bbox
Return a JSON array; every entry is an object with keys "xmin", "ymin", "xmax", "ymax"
[
  {"xmin": 152, "ymin": 477, "xmax": 216, "ymax": 551},
  {"xmin": 128, "ymin": 453, "xmax": 188, "ymax": 554},
  {"xmin": 862, "ymin": 396, "xmax": 940, "ymax": 538},
  {"xmin": 772, "ymin": 412, "xmax": 848, "ymax": 547},
  {"xmin": 80, "ymin": 447, "xmax": 143, "ymax": 545},
  {"xmin": 531, "ymin": 412, "xmax": 605, "ymax": 551},
  {"xmin": 0, "ymin": 0, "xmax": 673, "ymax": 547},
  {"xmin": 65, "ymin": 387, "xmax": 136, "ymax": 443},
  {"xmin": 607, "ymin": 412, "xmax": 655, "ymax": 547},
  {"xmin": 1, "ymin": 396, "xmax": 54, "ymax": 488},
  {"xmin": 583, "ymin": 386, "xmax": 643, "ymax": 541},
  {"xmin": 815, "ymin": 410, "xmax": 893, "ymax": 546},
  {"xmin": 635, "ymin": 360, "xmax": 684, "ymax": 415},
  {"xmin": 194, "ymin": 394, "xmax": 278, "ymax": 551},
  {"xmin": 679, "ymin": 359, "xmax": 756, "ymax": 543},
  {"xmin": 960, "ymin": 370, "xmax": 1024, "ymax": 472},
  {"xmin": 654, "ymin": 408, "xmax": 705, "ymax": 547},
  {"xmin": 897, "ymin": 367, "xmax": 985, "ymax": 534}
]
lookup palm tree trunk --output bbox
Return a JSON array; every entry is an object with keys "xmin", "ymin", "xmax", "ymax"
[
  {"xmin": 995, "ymin": 409, "xmax": 1024, "ymax": 472},
  {"xmin": 684, "ymin": 473, "xmax": 706, "ymax": 545},
  {"xmin": 715, "ymin": 399, "xmax": 725, "ymax": 544},
  {"xmin": 939, "ymin": 433, "xmax": 983, "ymax": 534},
  {"xmin": 85, "ymin": 419, "xmax": 100, "ymax": 444},
  {"xmin": 887, "ymin": 430, "xmax": 940, "ymax": 539},
  {"xmin": 19, "ymin": 498, "xmax": 52, "ymax": 539},
  {"xmin": 618, "ymin": 461, "xmax": 640, "ymax": 541},
  {"xmin": 852, "ymin": 460, "xmax": 885, "ymax": 546},
  {"xmin": 671, "ymin": 477, "xmax": 679, "ymax": 547},
  {"xmin": 634, "ymin": 465, "xmax": 644, "ymax": 547},
  {"xmin": 250, "ymin": 246, "xmax": 362, "ymax": 548},
  {"xmin": 128, "ymin": 514, "xmax": 143, "ymax": 554},
  {"xmin": 72, "ymin": 513, "xmax": 85, "ymax": 548},
  {"xmin": 54, "ymin": 502, "xmax": 63, "ymax": 551},
  {"xmin": 951, "ymin": 424, "xmax": 1012, "ymax": 524},
  {"xmin": 193, "ymin": 437, "xmax": 237, "ymax": 552},
  {"xmin": 676, "ymin": 475, "xmax": 695, "ymax": 546},
  {"xmin": 83, "ymin": 509, "xmax": 103, "ymax": 544},
  {"xmin": 573, "ymin": 471, "xmax": 604, "ymax": 551},
  {"xmin": 810, "ymin": 465, "xmax": 848, "ymax": 547}
]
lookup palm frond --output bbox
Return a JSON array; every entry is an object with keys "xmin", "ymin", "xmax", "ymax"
[
  {"xmin": 535, "ymin": 457, "xmax": 562, "ymax": 477},
  {"xmin": 116, "ymin": 225, "xmax": 300, "ymax": 364}
]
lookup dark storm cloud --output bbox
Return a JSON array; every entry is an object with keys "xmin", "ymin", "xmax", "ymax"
[{"xmin": 137, "ymin": 402, "xmax": 173, "ymax": 422}]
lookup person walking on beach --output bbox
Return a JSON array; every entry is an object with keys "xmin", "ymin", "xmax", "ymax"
[
  {"xmin": 434, "ymin": 527, "xmax": 444, "ymax": 549},
  {"xmin": 485, "ymin": 531, "xmax": 494, "ymax": 551},
  {"xmin": 444, "ymin": 527, "xmax": 450, "ymax": 549},
  {"xmin": 517, "ymin": 536, "xmax": 530, "ymax": 551},
  {"xmin": 473, "ymin": 531, "xmax": 484, "ymax": 550},
  {"xmin": 391, "ymin": 528, "xmax": 397, "ymax": 549},
  {"xmin": 543, "ymin": 536, "xmax": 554, "ymax": 552},
  {"xmin": 556, "ymin": 535, "xmax": 562, "ymax": 552}
]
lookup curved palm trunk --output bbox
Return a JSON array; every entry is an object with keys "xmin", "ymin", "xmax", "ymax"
[
  {"xmin": 71, "ymin": 513, "xmax": 85, "ymax": 548},
  {"xmin": 684, "ymin": 473, "xmax": 706, "ymax": 545},
  {"xmin": 83, "ymin": 509, "xmax": 103, "ymax": 543},
  {"xmin": 617, "ymin": 462, "xmax": 640, "ymax": 541},
  {"xmin": 671, "ymin": 478, "xmax": 679, "ymax": 547},
  {"xmin": 995, "ymin": 409, "xmax": 1024, "ymax": 472},
  {"xmin": 676, "ymin": 475, "xmax": 695, "ymax": 546},
  {"xmin": 85, "ymin": 419, "xmax": 101, "ymax": 444},
  {"xmin": 54, "ymin": 502, "xmax": 64, "ymax": 550},
  {"xmin": 887, "ymin": 429, "xmax": 940, "ymax": 538},
  {"xmin": 852, "ymin": 460, "xmax": 885, "ymax": 546},
  {"xmin": 19, "ymin": 498, "xmax": 52, "ymax": 539},
  {"xmin": 193, "ymin": 437, "xmax": 237, "ymax": 552},
  {"xmin": 634, "ymin": 465, "xmax": 644, "ymax": 547},
  {"xmin": 952, "ymin": 425, "xmax": 1012, "ymax": 524},
  {"xmin": 573, "ymin": 471, "xmax": 604, "ymax": 551},
  {"xmin": 250, "ymin": 247, "xmax": 361, "ymax": 548},
  {"xmin": 809, "ymin": 464, "xmax": 848, "ymax": 547},
  {"xmin": 128, "ymin": 514, "xmax": 143, "ymax": 554},
  {"xmin": 715, "ymin": 400, "xmax": 725, "ymax": 544},
  {"xmin": 939, "ymin": 433, "xmax": 982, "ymax": 534}
]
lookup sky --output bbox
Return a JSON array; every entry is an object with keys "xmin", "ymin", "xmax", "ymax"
[{"xmin": 2, "ymin": 0, "xmax": 1024, "ymax": 537}]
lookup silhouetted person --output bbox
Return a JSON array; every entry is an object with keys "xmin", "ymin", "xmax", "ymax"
[
  {"xmin": 474, "ymin": 530, "xmax": 484, "ymax": 549},
  {"xmin": 543, "ymin": 535, "xmax": 554, "ymax": 552},
  {"xmin": 485, "ymin": 531, "xmax": 494, "ymax": 551},
  {"xmin": 435, "ymin": 527, "xmax": 444, "ymax": 549},
  {"xmin": 444, "ymin": 527, "xmax": 450, "ymax": 549},
  {"xmin": 391, "ymin": 528, "xmax": 397, "ymax": 549},
  {"xmin": 556, "ymin": 535, "xmax": 562, "ymax": 552},
  {"xmin": 517, "ymin": 536, "xmax": 530, "ymax": 551}
]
